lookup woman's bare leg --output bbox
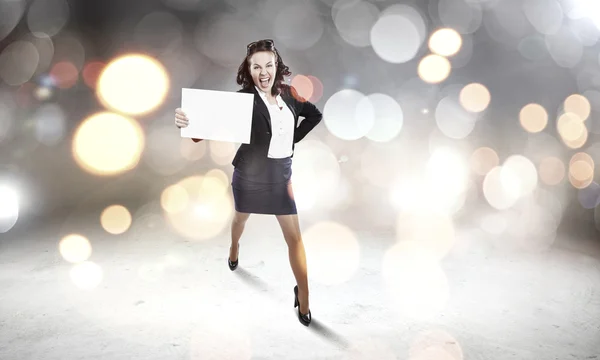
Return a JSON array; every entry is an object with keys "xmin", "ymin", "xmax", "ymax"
[
  {"xmin": 230, "ymin": 211, "xmax": 250, "ymax": 261},
  {"xmin": 276, "ymin": 214, "xmax": 309, "ymax": 314}
]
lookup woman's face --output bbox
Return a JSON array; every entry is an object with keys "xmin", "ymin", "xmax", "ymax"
[{"xmin": 249, "ymin": 51, "xmax": 276, "ymax": 93}]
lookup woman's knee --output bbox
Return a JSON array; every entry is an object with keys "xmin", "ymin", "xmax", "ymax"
[
  {"xmin": 282, "ymin": 232, "xmax": 303, "ymax": 247},
  {"xmin": 233, "ymin": 212, "xmax": 250, "ymax": 225}
]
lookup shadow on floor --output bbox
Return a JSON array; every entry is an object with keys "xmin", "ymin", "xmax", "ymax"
[
  {"xmin": 235, "ymin": 268, "xmax": 350, "ymax": 349},
  {"xmin": 301, "ymin": 317, "xmax": 350, "ymax": 349},
  {"xmin": 234, "ymin": 267, "xmax": 270, "ymax": 292}
]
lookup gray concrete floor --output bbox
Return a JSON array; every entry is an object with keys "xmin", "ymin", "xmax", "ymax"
[{"xmin": 1, "ymin": 211, "xmax": 599, "ymax": 360}]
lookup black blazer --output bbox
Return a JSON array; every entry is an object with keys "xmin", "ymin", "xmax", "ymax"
[{"xmin": 231, "ymin": 84, "xmax": 323, "ymax": 168}]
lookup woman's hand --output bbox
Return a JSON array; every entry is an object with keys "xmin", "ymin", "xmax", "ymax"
[
  {"xmin": 175, "ymin": 108, "xmax": 203, "ymax": 142},
  {"xmin": 175, "ymin": 108, "xmax": 189, "ymax": 128}
]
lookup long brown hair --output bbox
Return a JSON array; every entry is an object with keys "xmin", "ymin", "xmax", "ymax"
[{"xmin": 236, "ymin": 39, "xmax": 291, "ymax": 97}]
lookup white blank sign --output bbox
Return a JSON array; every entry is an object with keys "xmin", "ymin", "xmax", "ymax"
[{"xmin": 180, "ymin": 88, "xmax": 254, "ymax": 144}]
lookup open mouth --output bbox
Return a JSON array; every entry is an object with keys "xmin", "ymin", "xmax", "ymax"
[{"xmin": 260, "ymin": 77, "xmax": 270, "ymax": 86}]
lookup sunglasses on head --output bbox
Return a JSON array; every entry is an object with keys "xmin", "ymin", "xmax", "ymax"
[{"xmin": 246, "ymin": 39, "xmax": 275, "ymax": 55}]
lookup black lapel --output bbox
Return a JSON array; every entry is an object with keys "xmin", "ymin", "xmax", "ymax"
[
  {"xmin": 250, "ymin": 86, "xmax": 271, "ymax": 129},
  {"xmin": 282, "ymin": 95, "xmax": 298, "ymax": 127}
]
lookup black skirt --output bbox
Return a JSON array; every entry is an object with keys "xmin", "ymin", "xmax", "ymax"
[{"xmin": 231, "ymin": 156, "xmax": 297, "ymax": 215}]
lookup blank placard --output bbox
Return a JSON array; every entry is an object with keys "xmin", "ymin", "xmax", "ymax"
[{"xmin": 180, "ymin": 88, "xmax": 254, "ymax": 144}]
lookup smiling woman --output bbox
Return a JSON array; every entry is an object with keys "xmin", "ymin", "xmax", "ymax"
[
  {"xmin": 236, "ymin": 39, "xmax": 291, "ymax": 97},
  {"xmin": 173, "ymin": 39, "xmax": 322, "ymax": 327}
]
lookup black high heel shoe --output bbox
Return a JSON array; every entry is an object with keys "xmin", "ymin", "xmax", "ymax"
[
  {"xmin": 294, "ymin": 285, "xmax": 312, "ymax": 326},
  {"xmin": 228, "ymin": 245, "xmax": 239, "ymax": 271}
]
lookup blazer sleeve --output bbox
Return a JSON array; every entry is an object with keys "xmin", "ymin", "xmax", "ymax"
[{"xmin": 293, "ymin": 90, "xmax": 323, "ymax": 143}]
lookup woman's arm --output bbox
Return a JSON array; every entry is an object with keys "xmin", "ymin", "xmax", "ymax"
[{"xmin": 293, "ymin": 98, "xmax": 322, "ymax": 143}]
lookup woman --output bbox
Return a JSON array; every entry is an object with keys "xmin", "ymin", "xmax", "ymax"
[{"xmin": 174, "ymin": 39, "xmax": 322, "ymax": 326}]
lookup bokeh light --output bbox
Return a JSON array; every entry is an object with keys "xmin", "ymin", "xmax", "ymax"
[
  {"xmin": 435, "ymin": 96, "xmax": 477, "ymax": 139},
  {"xmin": 418, "ymin": 54, "xmax": 452, "ymax": 84},
  {"xmin": 97, "ymin": 54, "xmax": 169, "ymax": 115},
  {"xmin": 459, "ymin": 83, "xmax": 491, "ymax": 112},
  {"xmin": 470, "ymin": 147, "xmax": 499, "ymax": 176},
  {"xmin": 59, "ymin": 234, "xmax": 92, "ymax": 263},
  {"xmin": 0, "ymin": 1, "xmax": 26, "ymax": 43},
  {"xmin": 523, "ymin": 0, "xmax": 563, "ymax": 35},
  {"xmin": 100, "ymin": 205, "xmax": 132, "ymax": 235},
  {"xmin": 557, "ymin": 112, "xmax": 586, "ymax": 146},
  {"xmin": 578, "ymin": 182, "xmax": 600, "ymax": 209},
  {"xmin": 562, "ymin": 127, "xmax": 588, "ymax": 149},
  {"xmin": 161, "ymin": 183, "xmax": 189, "ymax": 214},
  {"xmin": 436, "ymin": 0, "xmax": 483, "ymax": 35},
  {"xmin": 0, "ymin": 184, "xmax": 19, "ymax": 233},
  {"xmin": 483, "ymin": 166, "xmax": 521, "ymax": 210},
  {"xmin": 209, "ymin": 140, "xmax": 237, "ymax": 166},
  {"xmin": 72, "ymin": 112, "xmax": 145, "ymax": 176},
  {"xmin": 24, "ymin": 32, "xmax": 54, "ymax": 75},
  {"xmin": 382, "ymin": 4, "xmax": 428, "ymax": 45},
  {"xmin": 535, "ymin": 188, "xmax": 565, "ymax": 228},
  {"xmin": 538, "ymin": 156, "xmax": 565, "ymax": 186},
  {"xmin": 365, "ymin": 93, "xmax": 404, "ymax": 142},
  {"xmin": 518, "ymin": 35, "xmax": 547, "ymax": 61},
  {"xmin": 426, "ymin": 147, "xmax": 469, "ymax": 213},
  {"xmin": 396, "ymin": 210, "xmax": 456, "ymax": 261},
  {"xmin": 323, "ymin": 89, "xmax": 375, "ymax": 140},
  {"xmin": 52, "ymin": 33, "xmax": 86, "ymax": 71},
  {"xmin": 32, "ymin": 103, "xmax": 67, "ymax": 146},
  {"xmin": 503, "ymin": 155, "xmax": 538, "ymax": 196},
  {"xmin": 33, "ymin": 86, "xmax": 53, "ymax": 101},
  {"xmin": 570, "ymin": 152, "xmax": 594, "ymax": 172},
  {"xmin": 26, "ymin": 0, "xmax": 70, "ymax": 37},
  {"xmin": 49, "ymin": 60, "xmax": 78, "ymax": 89},
  {"xmin": 362, "ymin": 141, "xmax": 408, "ymax": 190},
  {"xmin": 194, "ymin": 13, "xmax": 263, "ymax": 68},
  {"xmin": 180, "ymin": 135, "xmax": 207, "ymax": 162},
  {"xmin": 0, "ymin": 93, "xmax": 15, "ymax": 143},
  {"xmin": 70, "ymin": 261, "xmax": 103, "ymax": 290},
  {"xmin": 133, "ymin": 11, "xmax": 184, "ymax": 55},
  {"xmin": 568, "ymin": 164, "xmax": 592, "ymax": 189},
  {"xmin": 273, "ymin": 1, "xmax": 324, "ymax": 51},
  {"xmin": 302, "ymin": 221, "xmax": 360, "ymax": 285},
  {"xmin": 163, "ymin": 174, "xmax": 232, "ymax": 240},
  {"xmin": 371, "ymin": 13, "xmax": 423, "ymax": 64},
  {"xmin": 0, "ymin": 40, "xmax": 39, "ymax": 86},
  {"xmin": 568, "ymin": 152, "xmax": 594, "ymax": 189},
  {"xmin": 16, "ymin": 82, "xmax": 35, "ymax": 108},
  {"xmin": 333, "ymin": 0, "xmax": 379, "ymax": 47},
  {"xmin": 307, "ymin": 75, "xmax": 324, "ymax": 103},
  {"xmin": 144, "ymin": 124, "xmax": 190, "ymax": 176},
  {"xmin": 82, "ymin": 61, "xmax": 105, "ymax": 89},
  {"xmin": 291, "ymin": 75, "xmax": 313, "ymax": 101},
  {"xmin": 519, "ymin": 103, "xmax": 548, "ymax": 133},
  {"xmin": 429, "ymin": 28, "xmax": 462, "ymax": 56},
  {"xmin": 563, "ymin": 94, "xmax": 591, "ymax": 121},
  {"xmin": 546, "ymin": 27, "xmax": 584, "ymax": 69},
  {"xmin": 291, "ymin": 140, "xmax": 342, "ymax": 211}
]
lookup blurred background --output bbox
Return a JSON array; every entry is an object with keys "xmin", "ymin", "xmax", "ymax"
[
  {"xmin": 2, "ymin": 0, "xmax": 600, "ymax": 358},
  {"xmin": 1, "ymin": 0, "xmax": 599, "ymax": 246}
]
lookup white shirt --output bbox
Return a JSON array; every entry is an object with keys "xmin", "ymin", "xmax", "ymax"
[{"xmin": 255, "ymin": 86, "xmax": 294, "ymax": 159}]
